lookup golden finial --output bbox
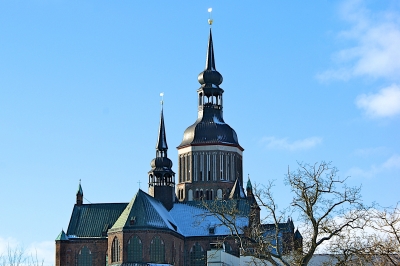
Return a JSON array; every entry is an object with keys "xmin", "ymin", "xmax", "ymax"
[
  {"xmin": 208, "ymin": 8, "xmax": 213, "ymax": 25},
  {"xmin": 160, "ymin": 92, "xmax": 164, "ymax": 107}
]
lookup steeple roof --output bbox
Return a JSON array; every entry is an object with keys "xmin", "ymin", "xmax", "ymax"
[
  {"xmin": 178, "ymin": 29, "xmax": 242, "ymax": 150},
  {"xmin": 205, "ymin": 29, "xmax": 216, "ymax": 71},
  {"xmin": 156, "ymin": 106, "xmax": 168, "ymax": 151},
  {"xmin": 77, "ymin": 180, "xmax": 83, "ymax": 196},
  {"xmin": 197, "ymin": 29, "xmax": 223, "ymax": 87},
  {"xmin": 246, "ymin": 176, "xmax": 252, "ymax": 191},
  {"xmin": 149, "ymin": 103, "xmax": 174, "ymax": 173},
  {"xmin": 55, "ymin": 230, "xmax": 69, "ymax": 241}
]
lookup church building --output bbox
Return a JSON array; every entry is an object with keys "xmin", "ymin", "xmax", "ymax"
[{"xmin": 55, "ymin": 27, "xmax": 302, "ymax": 266}]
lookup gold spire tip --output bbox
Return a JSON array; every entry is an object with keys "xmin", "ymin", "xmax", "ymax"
[{"xmin": 208, "ymin": 8, "xmax": 213, "ymax": 25}]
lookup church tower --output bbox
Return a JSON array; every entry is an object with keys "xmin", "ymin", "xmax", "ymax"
[
  {"xmin": 177, "ymin": 29, "xmax": 244, "ymax": 202},
  {"xmin": 148, "ymin": 102, "xmax": 175, "ymax": 210}
]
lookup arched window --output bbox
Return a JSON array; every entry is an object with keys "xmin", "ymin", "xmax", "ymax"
[
  {"xmin": 188, "ymin": 189, "xmax": 193, "ymax": 201},
  {"xmin": 77, "ymin": 246, "xmax": 92, "ymax": 266},
  {"xmin": 111, "ymin": 237, "xmax": 120, "ymax": 262},
  {"xmin": 127, "ymin": 236, "xmax": 142, "ymax": 262},
  {"xmin": 217, "ymin": 189, "xmax": 223, "ymax": 199},
  {"xmin": 150, "ymin": 236, "xmax": 165, "ymax": 263},
  {"xmin": 190, "ymin": 243, "xmax": 205, "ymax": 266}
]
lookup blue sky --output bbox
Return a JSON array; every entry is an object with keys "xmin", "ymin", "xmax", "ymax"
[{"xmin": 1, "ymin": 0, "xmax": 399, "ymax": 264}]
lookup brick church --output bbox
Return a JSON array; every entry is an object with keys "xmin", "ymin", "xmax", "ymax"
[{"xmin": 55, "ymin": 27, "xmax": 302, "ymax": 266}]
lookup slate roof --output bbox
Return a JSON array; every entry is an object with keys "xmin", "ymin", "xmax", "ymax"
[
  {"xmin": 110, "ymin": 190, "xmax": 180, "ymax": 234},
  {"xmin": 66, "ymin": 203, "xmax": 127, "ymax": 238},
  {"xmin": 170, "ymin": 202, "xmax": 248, "ymax": 237},
  {"xmin": 65, "ymin": 190, "xmax": 251, "ymax": 239}
]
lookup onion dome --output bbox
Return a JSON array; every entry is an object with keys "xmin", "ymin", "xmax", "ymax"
[{"xmin": 150, "ymin": 157, "xmax": 173, "ymax": 170}]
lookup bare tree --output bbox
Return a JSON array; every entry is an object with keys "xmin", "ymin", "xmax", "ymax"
[
  {"xmin": 326, "ymin": 203, "xmax": 400, "ymax": 265},
  {"xmin": 204, "ymin": 161, "xmax": 369, "ymax": 266},
  {"xmin": 0, "ymin": 245, "xmax": 44, "ymax": 266},
  {"xmin": 287, "ymin": 162, "xmax": 368, "ymax": 266}
]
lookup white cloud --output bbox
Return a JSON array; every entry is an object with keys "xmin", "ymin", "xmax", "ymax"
[
  {"xmin": 382, "ymin": 154, "xmax": 400, "ymax": 169},
  {"xmin": 347, "ymin": 154, "xmax": 400, "ymax": 178},
  {"xmin": 261, "ymin": 136, "xmax": 322, "ymax": 151},
  {"xmin": 0, "ymin": 237, "xmax": 54, "ymax": 266},
  {"xmin": 353, "ymin": 146, "xmax": 388, "ymax": 157},
  {"xmin": 356, "ymin": 84, "xmax": 400, "ymax": 118},
  {"xmin": 317, "ymin": 0, "xmax": 400, "ymax": 81}
]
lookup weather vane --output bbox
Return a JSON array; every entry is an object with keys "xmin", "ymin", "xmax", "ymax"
[
  {"xmin": 160, "ymin": 92, "xmax": 164, "ymax": 107},
  {"xmin": 208, "ymin": 8, "xmax": 213, "ymax": 26}
]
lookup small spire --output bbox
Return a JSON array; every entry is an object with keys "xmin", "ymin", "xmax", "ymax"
[
  {"xmin": 76, "ymin": 180, "xmax": 83, "ymax": 206},
  {"xmin": 246, "ymin": 175, "xmax": 252, "ymax": 190},
  {"xmin": 77, "ymin": 179, "xmax": 83, "ymax": 195},
  {"xmin": 156, "ymin": 94, "xmax": 168, "ymax": 153},
  {"xmin": 55, "ymin": 229, "xmax": 69, "ymax": 241}
]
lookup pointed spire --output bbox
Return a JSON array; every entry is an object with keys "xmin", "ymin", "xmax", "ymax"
[
  {"xmin": 156, "ymin": 105, "xmax": 168, "ymax": 154},
  {"xmin": 246, "ymin": 175, "xmax": 252, "ymax": 191},
  {"xmin": 205, "ymin": 29, "xmax": 216, "ymax": 71},
  {"xmin": 77, "ymin": 179, "xmax": 83, "ymax": 195},
  {"xmin": 76, "ymin": 180, "xmax": 83, "ymax": 206},
  {"xmin": 198, "ymin": 29, "xmax": 223, "ymax": 86}
]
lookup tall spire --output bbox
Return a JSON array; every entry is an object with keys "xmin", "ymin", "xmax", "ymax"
[
  {"xmin": 205, "ymin": 29, "xmax": 216, "ymax": 71},
  {"xmin": 198, "ymin": 29, "xmax": 223, "ymax": 87},
  {"xmin": 156, "ymin": 104, "xmax": 168, "ymax": 157}
]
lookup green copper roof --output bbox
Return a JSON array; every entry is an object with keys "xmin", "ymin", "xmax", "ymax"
[
  {"xmin": 246, "ymin": 177, "xmax": 252, "ymax": 190},
  {"xmin": 66, "ymin": 203, "xmax": 127, "ymax": 238},
  {"xmin": 110, "ymin": 189, "xmax": 179, "ymax": 233},
  {"xmin": 77, "ymin": 180, "xmax": 83, "ymax": 195},
  {"xmin": 55, "ymin": 230, "xmax": 69, "ymax": 240}
]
